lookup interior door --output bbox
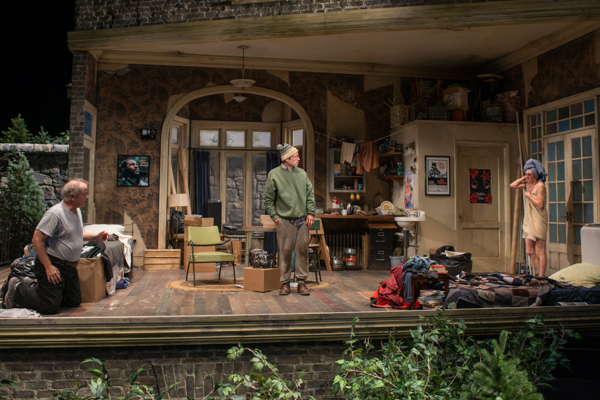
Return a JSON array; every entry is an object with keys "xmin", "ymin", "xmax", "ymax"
[
  {"xmin": 545, "ymin": 129, "xmax": 596, "ymax": 271},
  {"xmin": 457, "ymin": 144, "xmax": 508, "ymax": 272}
]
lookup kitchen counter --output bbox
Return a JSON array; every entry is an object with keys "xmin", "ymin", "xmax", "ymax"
[{"xmin": 318, "ymin": 214, "xmax": 395, "ymax": 222}]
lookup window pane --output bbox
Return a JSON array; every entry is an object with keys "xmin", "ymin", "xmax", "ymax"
[
  {"xmin": 547, "ymin": 123, "xmax": 558, "ymax": 135},
  {"xmin": 572, "ymin": 137, "xmax": 581, "ymax": 158},
  {"xmin": 574, "ymin": 225, "xmax": 581, "ymax": 246},
  {"xmin": 558, "ymin": 106, "xmax": 570, "ymax": 120},
  {"xmin": 252, "ymin": 155, "xmax": 267, "ymax": 226},
  {"xmin": 572, "ymin": 159, "xmax": 582, "ymax": 180},
  {"xmin": 571, "ymin": 116, "xmax": 583, "ymax": 129},
  {"xmin": 548, "ymin": 163, "xmax": 556, "ymax": 182},
  {"xmin": 584, "ymin": 114, "xmax": 595, "ymax": 126},
  {"xmin": 548, "ymin": 142, "xmax": 555, "ymax": 161},
  {"xmin": 549, "ymin": 203, "xmax": 557, "ymax": 223},
  {"xmin": 558, "ymin": 120, "xmax": 570, "ymax": 132},
  {"xmin": 225, "ymin": 154, "xmax": 244, "ymax": 225},
  {"xmin": 582, "ymin": 136, "xmax": 592, "ymax": 157},
  {"xmin": 573, "ymin": 181, "xmax": 582, "ymax": 202},
  {"xmin": 556, "ymin": 141, "xmax": 564, "ymax": 160},
  {"xmin": 547, "ymin": 109, "xmax": 557, "ymax": 123},
  {"xmin": 584, "ymin": 98, "xmax": 595, "ymax": 113},
  {"xmin": 550, "ymin": 223, "xmax": 557, "ymax": 243},
  {"xmin": 557, "ymin": 161, "xmax": 565, "ymax": 181},
  {"xmin": 537, "ymin": 114, "xmax": 542, "ymax": 125},
  {"xmin": 292, "ymin": 129, "xmax": 304, "ymax": 147},
  {"xmin": 571, "ymin": 102, "xmax": 583, "ymax": 116},
  {"xmin": 530, "ymin": 127, "xmax": 538, "ymax": 139},
  {"xmin": 200, "ymin": 130, "xmax": 219, "ymax": 147},
  {"xmin": 573, "ymin": 203, "xmax": 583, "ymax": 224},
  {"xmin": 549, "ymin": 183, "xmax": 556, "ymax": 202},
  {"xmin": 171, "ymin": 126, "xmax": 179, "ymax": 144},
  {"xmin": 252, "ymin": 131, "xmax": 271, "ymax": 148},
  {"xmin": 583, "ymin": 158, "xmax": 593, "ymax": 179},
  {"xmin": 558, "ymin": 224, "xmax": 566, "ymax": 244},
  {"xmin": 585, "ymin": 203, "xmax": 594, "ymax": 223},
  {"xmin": 558, "ymin": 203, "xmax": 566, "ymax": 222},
  {"xmin": 226, "ymin": 130, "xmax": 246, "ymax": 147},
  {"xmin": 583, "ymin": 181, "xmax": 593, "ymax": 202},
  {"xmin": 531, "ymin": 140, "xmax": 537, "ymax": 153},
  {"xmin": 557, "ymin": 182, "xmax": 565, "ymax": 202}
]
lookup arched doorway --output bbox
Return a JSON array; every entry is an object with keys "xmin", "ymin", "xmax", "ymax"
[{"xmin": 158, "ymin": 85, "xmax": 315, "ymax": 249}]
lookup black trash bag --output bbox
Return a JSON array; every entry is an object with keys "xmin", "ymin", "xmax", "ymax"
[
  {"xmin": 0, "ymin": 255, "xmax": 37, "ymax": 304},
  {"xmin": 432, "ymin": 246, "xmax": 472, "ymax": 276},
  {"xmin": 249, "ymin": 249, "xmax": 276, "ymax": 269}
]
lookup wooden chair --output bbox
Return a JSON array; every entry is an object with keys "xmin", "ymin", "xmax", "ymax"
[
  {"xmin": 308, "ymin": 218, "xmax": 323, "ymax": 283},
  {"xmin": 187, "ymin": 226, "xmax": 236, "ymax": 286}
]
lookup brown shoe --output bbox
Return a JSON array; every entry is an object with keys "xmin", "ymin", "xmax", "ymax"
[
  {"xmin": 279, "ymin": 282, "xmax": 290, "ymax": 296},
  {"xmin": 297, "ymin": 282, "xmax": 310, "ymax": 296}
]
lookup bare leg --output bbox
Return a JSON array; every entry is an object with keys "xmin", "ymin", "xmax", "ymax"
[
  {"xmin": 535, "ymin": 240, "xmax": 547, "ymax": 277},
  {"xmin": 525, "ymin": 239, "xmax": 540, "ymax": 275}
]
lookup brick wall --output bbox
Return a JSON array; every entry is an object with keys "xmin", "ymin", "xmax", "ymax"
[
  {"xmin": 0, "ymin": 342, "xmax": 345, "ymax": 399},
  {"xmin": 68, "ymin": 51, "xmax": 88, "ymax": 180},
  {"xmin": 73, "ymin": 0, "xmax": 498, "ymax": 30}
]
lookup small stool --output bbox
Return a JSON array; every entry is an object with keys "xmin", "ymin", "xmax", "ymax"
[
  {"xmin": 410, "ymin": 274, "xmax": 450, "ymax": 309},
  {"xmin": 308, "ymin": 244, "xmax": 322, "ymax": 283}
]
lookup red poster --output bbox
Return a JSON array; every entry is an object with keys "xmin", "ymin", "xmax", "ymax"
[{"xmin": 469, "ymin": 168, "xmax": 492, "ymax": 204}]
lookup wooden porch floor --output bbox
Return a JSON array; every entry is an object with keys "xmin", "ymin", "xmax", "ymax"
[{"xmin": 1, "ymin": 265, "xmax": 391, "ymax": 317}]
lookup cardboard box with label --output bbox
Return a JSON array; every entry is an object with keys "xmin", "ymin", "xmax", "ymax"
[
  {"xmin": 244, "ymin": 267, "xmax": 280, "ymax": 292},
  {"xmin": 76, "ymin": 258, "xmax": 106, "ymax": 303}
]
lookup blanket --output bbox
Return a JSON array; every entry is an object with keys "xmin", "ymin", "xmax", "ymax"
[{"xmin": 444, "ymin": 272, "xmax": 566, "ymax": 308}]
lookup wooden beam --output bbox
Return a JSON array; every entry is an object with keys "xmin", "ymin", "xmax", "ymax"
[
  {"xmin": 178, "ymin": 146, "xmax": 192, "ymax": 215},
  {"xmin": 96, "ymin": 50, "xmax": 474, "ymax": 80},
  {"xmin": 68, "ymin": 1, "xmax": 600, "ymax": 52}
]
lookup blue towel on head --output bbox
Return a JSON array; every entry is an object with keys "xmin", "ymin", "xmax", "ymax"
[{"xmin": 523, "ymin": 159, "xmax": 547, "ymax": 183}]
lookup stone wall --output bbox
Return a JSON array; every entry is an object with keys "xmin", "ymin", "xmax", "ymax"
[
  {"xmin": 0, "ymin": 341, "xmax": 345, "ymax": 399},
  {"xmin": 73, "ymin": 0, "xmax": 498, "ymax": 31},
  {"xmin": 0, "ymin": 144, "xmax": 69, "ymax": 208}
]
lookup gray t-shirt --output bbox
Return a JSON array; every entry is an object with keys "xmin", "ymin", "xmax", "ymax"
[{"xmin": 36, "ymin": 201, "xmax": 83, "ymax": 262}]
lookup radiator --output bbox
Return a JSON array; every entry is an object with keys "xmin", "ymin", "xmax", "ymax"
[{"xmin": 325, "ymin": 232, "xmax": 365, "ymax": 269}]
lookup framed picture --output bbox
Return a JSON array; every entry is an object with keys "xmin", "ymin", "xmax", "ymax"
[
  {"xmin": 117, "ymin": 155, "xmax": 150, "ymax": 187},
  {"xmin": 425, "ymin": 156, "xmax": 450, "ymax": 196}
]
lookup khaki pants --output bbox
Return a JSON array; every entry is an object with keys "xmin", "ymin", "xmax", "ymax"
[{"xmin": 276, "ymin": 218, "xmax": 310, "ymax": 283}]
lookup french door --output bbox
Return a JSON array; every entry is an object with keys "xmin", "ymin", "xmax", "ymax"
[{"xmin": 544, "ymin": 129, "xmax": 596, "ymax": 271}]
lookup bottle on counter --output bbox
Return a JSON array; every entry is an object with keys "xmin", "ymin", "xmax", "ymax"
[{"xmin": 397, "ymin": 161, "xmax": 403, "ymax": 176}]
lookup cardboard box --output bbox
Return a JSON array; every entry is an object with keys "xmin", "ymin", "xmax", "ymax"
[
  {"xmin": 183, "ymin": 217, "xmax": 214, "ymax": 227},
  {"xmin": 76, "ymin": 258, "xmax": 106, "ymax": 303},
  {"xmin": 244, "ymin": 267, "xmax": 281, "ymax": 292},
  {"xmin": 443, "ymin": 86, "xmax": 470, "ymax": 109},
  {"xmin": 143, "ymin": 249, "xmax": 181, "ymax": 270}
]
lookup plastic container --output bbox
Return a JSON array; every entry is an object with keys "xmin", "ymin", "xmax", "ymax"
[
  {"xmin": 581, "ymin": 224, "xmax": 600, "ymax": 265},
  {"xmin": 390, "ymin": 256, "xmax": 404, "ymax": 269}
]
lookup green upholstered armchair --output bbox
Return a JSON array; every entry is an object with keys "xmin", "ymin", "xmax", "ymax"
[{"xmin": 187, "ymin": 226, "xmax": 236, "ymax": 286}]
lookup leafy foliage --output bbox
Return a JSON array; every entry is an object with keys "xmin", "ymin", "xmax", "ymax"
[
  {"xmin": 1, "ymin": 115, "xmax": 70, "ymax": 144},
  {"xmin": 0, "ymin": 378, "xmax": 19, "ymax": 400},
  {"xmin": 333, "ymin": 313, "xmax": 578, "ymax": 400},
  {"xmin": 0, "ymin": 150, "xmax": 46, "ymax": 247},
  {"xmin": 207, "ymin": 344, "xmax": 314, "ymax": 400},
  {"xmin": 1, "ymin": 114, "xmax": 33, "ymax": 143}
]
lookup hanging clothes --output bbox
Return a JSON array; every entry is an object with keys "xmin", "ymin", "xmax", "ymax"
[
  {"xmin": 340, "ymin": 142, "xmax": 357, "ymax": 164},
  {"xmin": 356, "ymin": 141, "xmax": 379, "ymax": 174},
  {"xmin": 193, "ymin": 150, "xmax": 211, "ymax": 217}
]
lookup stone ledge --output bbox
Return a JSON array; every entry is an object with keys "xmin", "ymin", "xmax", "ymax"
[{"xmin": 0, "ymin": 143, "xmax": 69, "ymax": 154}]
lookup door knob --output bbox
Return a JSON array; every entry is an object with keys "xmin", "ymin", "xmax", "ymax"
[{"xmin": 459, "ymin": 214, "xmax": 463, "ymax": 218}]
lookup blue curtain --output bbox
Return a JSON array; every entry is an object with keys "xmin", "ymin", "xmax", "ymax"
[
  {"xmin": 193, "ymin": 150, "xmax": 211, "ymax": 216},
  {"xmin": 264, "ymin": 151, "xmax": 280, "ymax": 255}
]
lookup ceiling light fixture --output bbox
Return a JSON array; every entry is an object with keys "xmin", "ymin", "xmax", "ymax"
[
  {"xmin": 233, "ymin": 94, "xmax": 247, "ymax": 103},
  {"xmin": 230, "ymin": 45, "xmax": 256, "ymax": 88}
]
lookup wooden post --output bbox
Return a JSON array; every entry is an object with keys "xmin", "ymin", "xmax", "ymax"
[
  {"xmin": 178, "ymin": 147, "xmax": 192, "ymax": 215},
  {"xmin": 169, "ymin": 163, "xmax": 177, "ymax": 195},
  {"xmin": 510, "ymin": 185, "xmax": 522, "ymax": 274}
]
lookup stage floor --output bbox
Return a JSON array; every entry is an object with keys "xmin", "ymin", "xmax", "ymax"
[{"xmin": 1, "ymin": 264, "xmax": 391, "ymax": 317}]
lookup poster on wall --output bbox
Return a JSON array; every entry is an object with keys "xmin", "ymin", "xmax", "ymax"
[
  {"xmin": 117, "ymin": 155, "xmax": 150, "ymax": 187},
  {"xmin": 425, "ymin": 156, "xmax": 450, "ymax": 196},
  {"xmin": 404, "ymin": 170, "xmax": 414, "ymax": 209},
  {"xmin": 469, "ymin": 168, "xmax": 492, "ymax": 204}
]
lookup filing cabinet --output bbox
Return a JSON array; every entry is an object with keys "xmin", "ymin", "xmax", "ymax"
[{"xmin": 369, "ymin": 227, "xmax": 395, "ymax": 269}]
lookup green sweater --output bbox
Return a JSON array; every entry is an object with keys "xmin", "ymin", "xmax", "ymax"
[{"xmin": 264, "ymin": 166, "xmax": 316, "ymax": 221}]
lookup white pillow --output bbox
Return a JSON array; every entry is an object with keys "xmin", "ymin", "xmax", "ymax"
[{"xmin": 84, "ymin": 224, "xmax": 125, "ymax": 235}]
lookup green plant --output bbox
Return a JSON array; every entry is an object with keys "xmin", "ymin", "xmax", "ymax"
[
  {"xmin": 0, "ymin": 149, "xmax": 46, "ymax": 247},
  {"xmin": 50, "ymin": 358, "xmax": 181, "ymax": 400},
  {"xmin": 461, "ymin": 331, "xmax": 542, "ymax": 400},
  {"xmin": 0, "ymin": 378, "xmax": 19, "ymax": 400},
  {"xmin": 333, "ymin": 313, "xmax": 578, "ymax": 400},
  {"xmin": 210, "ymin": 344, "xmax": 314, "ymax": 400},
  {"xmin": 33, "ymin": 126, "xmax": 53, "ymax": 144},
  {"xmin": 1, "ymin": 114, "xmax": 33, "ymax": 143},
  {"xmin": 54, "ymin": 130, "xmax": 70, "ymax": 145}
]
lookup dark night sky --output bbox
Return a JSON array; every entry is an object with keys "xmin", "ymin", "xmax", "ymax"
[{"xmin": 2, "ymin": 1, "xmax": 76, "ymax": 137}]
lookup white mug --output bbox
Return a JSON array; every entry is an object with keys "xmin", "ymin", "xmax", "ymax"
[{"xmin": 341, "ymin": 209, "xmax": 347, "ymax": 215}]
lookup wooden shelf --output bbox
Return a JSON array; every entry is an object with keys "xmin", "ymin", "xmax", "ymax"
[
  {"xmin": 379, "ymin": 151, "xmax": 404, "ymax": 157},
  {"xmin": 379, "ymin": 175, "xmax": 404, "ymax": 184}
]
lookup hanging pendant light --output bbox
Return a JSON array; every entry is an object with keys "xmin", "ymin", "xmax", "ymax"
[
  {"xmin": 233, "ymin": 94, "xmax": 247, "ymax": 103},
  {"xmin": 230, "ymin": 45, "xmax": 256, "ymax": 88}
]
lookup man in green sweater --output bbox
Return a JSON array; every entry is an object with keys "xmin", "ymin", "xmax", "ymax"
[{"xmin": 264, "ymin": 143, "xmax": 316, "ymax": 296}]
